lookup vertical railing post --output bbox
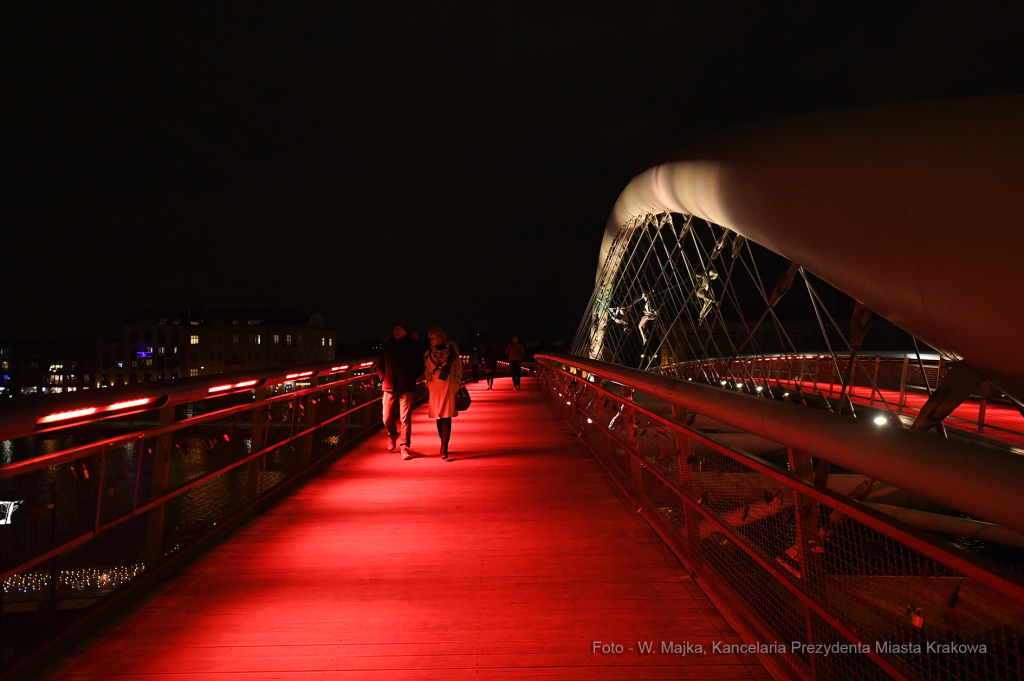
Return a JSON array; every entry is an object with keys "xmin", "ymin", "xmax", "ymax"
[
  {"xmin": 247, "ymin": 387, "xmax": 267, "ymax": 502},
  {"xmin": 899, "ymin": 354, "xmax": 910, "ymax": 413},
  {"xmin": 94, "ymin": 446, "xmax": 107, "ymax": 534},
  {"xmin": 620, "ymin": 385, "xmax": 643, "ymax": 500},
  {"xmin": 143, "ymin": 403, "xmax": 176, "ymax": 569},
  {"xmin": 871, "ymin": 356, "xmax": 881, "ymax": 405},
  {"xmin": 301, "ymin": 390, "xmax": 317, "ymax": 469},
  {"xmin": 672, "ymin": 404, "xmax": 702, "ymax": 565},
  {"xmin": 977, "ymin": 382, "xmax": 990, "ymax": 433},
  {"xmin": 787, "ymin": 446, "xmax": 825, "ymax": 679}
]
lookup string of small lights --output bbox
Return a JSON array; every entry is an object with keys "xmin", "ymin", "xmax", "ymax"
[{"xmin": 4, "ymin": 563, "xmax": 145, "ymax": 594}]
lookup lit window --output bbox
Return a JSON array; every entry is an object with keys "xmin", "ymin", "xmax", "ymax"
[
  {"xmin": 273, "ymin": 334, "xmax": 280, "ymax": 344},
  {"xmin": 286, "ymin": 334, "xmax": 292, "ymax": 347},
  {"xmin": 190, "ymin": 335, "xmax": 199, "ymax": 345},
  {"xmin": 328, "ymin": 338, "xmax": 333, "ymax": 347},
  {"xmin": 321, "ymin": 337, "xmax": 325, "ymax": 347},
  {"xmin": 190, "ymin": 320, "xmax": 200, "ymax": 326},
  {"xmin": 256, "ymin": 334, "xmax": 261, "ymax": 345},
  {"xmin": 158, "ymin": 347, "xmax": 166, "ymax": 356}
]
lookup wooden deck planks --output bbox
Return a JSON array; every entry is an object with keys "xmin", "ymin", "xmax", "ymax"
[{"xmin": 48, "ymin": 376, "xmax": 768, "ymax": 680}]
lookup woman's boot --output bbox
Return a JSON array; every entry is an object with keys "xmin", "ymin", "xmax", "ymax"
[{"xmin": 441, "ymin": 418, "xmax": 452, "ymax": 461}]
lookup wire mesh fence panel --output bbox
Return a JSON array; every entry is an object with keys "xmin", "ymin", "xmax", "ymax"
[
  {"xmin": 166, "ymin": 411, "xmax": 256, "ymax": 495},
  {"xmin": 0, "ymin": 451, "xmax": 103, "ymax": 576},
  {"xmin": 162, "ymin": 464, "xmax": 250, "ymax": 559},
  {"xmin": 262, "ymin": 443, "xmax": 304, "ymax": 496},
  {"xmin": 97, "ymin": 439, "xmax": 143, "ymax": 527},
  {"xmin": 265, "ymin": 397, "xmax": 297, "ymax": 449}
]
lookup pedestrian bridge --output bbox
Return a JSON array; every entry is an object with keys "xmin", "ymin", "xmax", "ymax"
[{"xmin": 1, "ymin": 351, "xmax": 1022, "ymax": 681}]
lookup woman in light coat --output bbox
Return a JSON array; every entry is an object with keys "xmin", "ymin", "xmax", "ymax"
[{"xmin": 423, "ymin": 327, "xmax": 462, "ymax": 460}]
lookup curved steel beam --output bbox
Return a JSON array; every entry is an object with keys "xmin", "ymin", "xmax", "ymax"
[{"xmin": 599, "ymin": 96, "xmax": 1024, "ymax": 399}]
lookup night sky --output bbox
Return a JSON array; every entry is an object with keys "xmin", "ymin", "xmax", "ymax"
[{"xmin": 4, "ymin": 3, "xmax": 1023, "ymax": 345}]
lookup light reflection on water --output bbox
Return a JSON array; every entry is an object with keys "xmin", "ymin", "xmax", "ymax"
[{"xmin": 41, "ymin": 437, "xmax": 75, "ymax": 455}]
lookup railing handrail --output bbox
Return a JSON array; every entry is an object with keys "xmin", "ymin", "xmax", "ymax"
[
  {"xmin": 0, "ymin": 356, "xmax": 379, "ymax": 442},
  {"xmin": 0, "ymin": 369, "xmax": 382, "ymax": 480},
  {"xmin": 536, "ymin": 353, "xmax": 1024, "ymax": 538}
]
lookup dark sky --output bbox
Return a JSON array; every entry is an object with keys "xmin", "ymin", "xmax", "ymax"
[{"xmin": 3, "ymin": 3, "xmax": 1023, "ymax": 344}]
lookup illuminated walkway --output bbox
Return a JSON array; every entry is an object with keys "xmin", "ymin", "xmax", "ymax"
[{"xmin": 50, "ymin": 377, "xmax": 768, "ymax": 680}]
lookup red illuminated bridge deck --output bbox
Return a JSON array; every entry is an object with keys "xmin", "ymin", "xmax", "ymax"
[{"xmin": 47, "ymin": 377, "xmax": 768, "ymax": 680}]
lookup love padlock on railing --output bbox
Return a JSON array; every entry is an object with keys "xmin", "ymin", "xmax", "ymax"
[{"xmin": 911, "ymin": 607, "xmax": 925, "ymax": 628}]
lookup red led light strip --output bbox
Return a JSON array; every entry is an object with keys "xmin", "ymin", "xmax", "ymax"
[
  {"xmin": 39, "ymin": 398, "xmax": 155, "ymax": 425},
  {"xmin": 207, "ymin": 379, "xmax": 262, "ymax": 395}
]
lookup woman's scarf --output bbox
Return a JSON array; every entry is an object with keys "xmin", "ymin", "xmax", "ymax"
[{"xmin": 429, "ymin": 341, "xmax": 454, "ymax": 378}]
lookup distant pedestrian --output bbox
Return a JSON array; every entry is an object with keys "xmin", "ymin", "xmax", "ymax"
[
  {"xmin": 505, "ymin": 335, "xmax": 526, "ymax": 390},
  {"xmin": 482, "ymin": 345, "xmax": 497, "ymax": 390},
  {"xmin": 469, "ymin": 346, "xmax": 481, "ymax": 383},
  {"xmin": 424, "ymin": 327, "xmax": 462, "ymax": 461},
  {"xmin": 377, "ymin": 324, "xmax": 423, "ymax": 460}
]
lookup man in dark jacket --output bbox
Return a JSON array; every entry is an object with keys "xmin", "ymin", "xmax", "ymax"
[
  {"xmin": 377, "ymin": 324, "xmax": 423, "ymax": 459},
  {"xmin": 505, "ymin": 335, "xmax": 526, "ymax": 390}
]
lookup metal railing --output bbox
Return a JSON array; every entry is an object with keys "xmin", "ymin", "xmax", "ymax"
[
  {"xmin": 0, "ymin": 358, "xmax": 394, "ymax": 677},
  {"xmin": 537, "ymin": 353, "xmax": 1024, "ymax": 681},
  {"xmin": 656, "ymin": 353, "xmax": 1024, "ymax": 446}
]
